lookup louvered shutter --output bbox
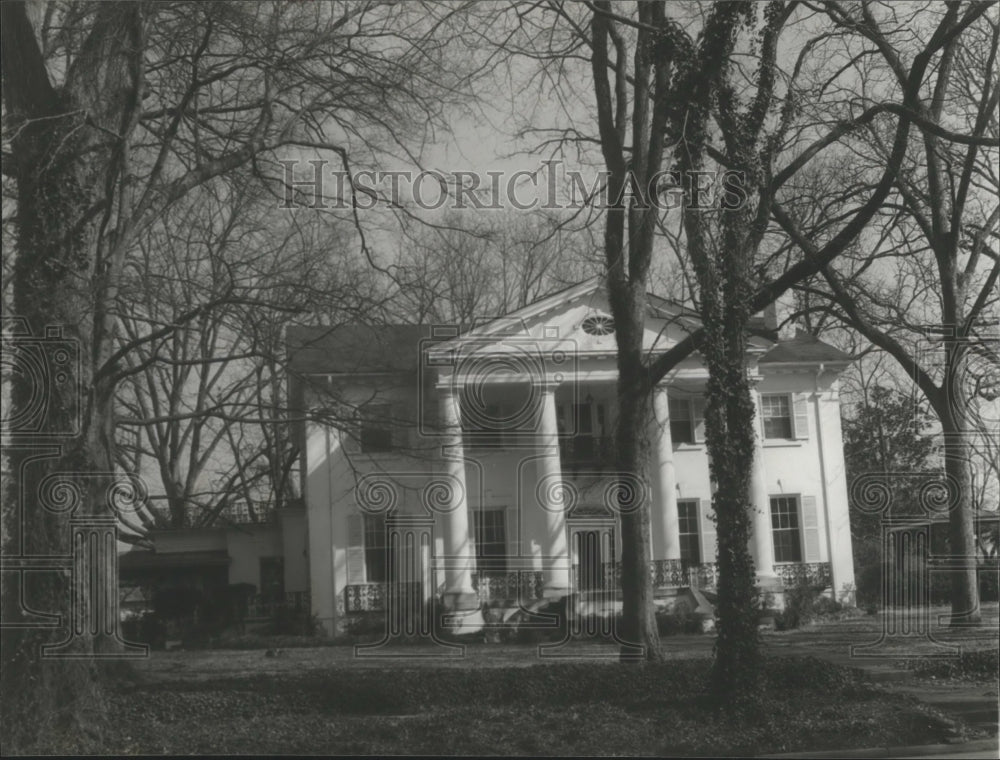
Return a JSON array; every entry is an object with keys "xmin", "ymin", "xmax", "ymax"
[
  {"xmin": 792, "ymin": 394, "xmax": 810, "ymax": 440},
  {"xmin": 755, "ymin": 393, "xmax": 765, "ymax": 441},
  {"xmin": 698, "ymin": 499, "xmax": 717, "ymax": 563},
  {"xmin": 800, "ymin": 495, "xmax": 821, "ymax": 562},
  {"xmin": 346, "ymin": 512, "xmax": 366, "ymax": 583},
  {"xmin": 693, "ymin": 398, "xmax": 707, "ymax": 443}
]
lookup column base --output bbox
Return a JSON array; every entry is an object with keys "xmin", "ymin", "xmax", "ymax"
[
  {"xmin": 542, "ymin": 585, "xmax": 571, "ymax": 600},
  {"xmin": 439, "ymin": 591, "xmax": 483, "ymax": 634},
  {"xmin": 756, "ymin": 574, "xmax": 784, "ymax": 595},
  {"xmin": 439, "ymin": 590, "xmax": 480, "ymax": 611}
]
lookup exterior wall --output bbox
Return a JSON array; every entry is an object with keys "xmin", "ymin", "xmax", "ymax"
[
  {"xmin": 280, "ymin": 507, "xmax": 309, "ymax": 593},
  {"xmin": 225, "ymin": 524, "xmax": 282, "ymax": 588},
  {"xmin": 757, "ymin": 369, "xmax": 856, "ymax": 600},
  {"xmin": 155, "ymin": 529, "xmax": 226, "ymax": 553}
]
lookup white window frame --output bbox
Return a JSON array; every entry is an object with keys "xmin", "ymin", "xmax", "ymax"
[
  {"xmin": 769, "ymin": 494, "xmax": 804, "ymax": 564},
  {"xmin": 668, "ymin": 398, "xmax": 695, "ymax": 445},
  {"xmin": 676, "ymin": 498, "xmax": 701, "ymax": 565},
  {"xmin": 760, "ymin": 393, "xmax": 794, "ymax": 441}
]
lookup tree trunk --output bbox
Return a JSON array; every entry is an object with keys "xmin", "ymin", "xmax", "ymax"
[
  {"xmin": 706, "ymin": 358, "xmax": 761, "ymax": 701},
  {"xmin": 1, "ymin": 105, "xmax": 109, "ymax": 752},
  {"xmin": 941, "ymin": 413, "xmax": 982, "ymax": 625},
  {"xmin": 614, "ymin": 368, "xmax": 661, "ymax": 661},
  {"xmin": 609, "ymin": 282, "xmax": 663, "ymax": 662},
  {"xmin": 1, "ymin": 2, "xmax": 142, "ymax": 749}
]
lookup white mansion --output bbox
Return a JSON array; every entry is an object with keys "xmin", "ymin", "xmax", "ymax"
[{"xmin": 287, "ymin": 278, "xmax": 857, "ymax": 636}]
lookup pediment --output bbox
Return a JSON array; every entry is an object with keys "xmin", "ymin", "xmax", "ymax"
[{"xmin": 428, "ymin": 278, "xmax": 700, "ymax": 360}]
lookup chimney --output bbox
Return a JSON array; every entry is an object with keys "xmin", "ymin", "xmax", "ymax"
[{"xmin": 763, "ymin": 293, "xmax": 797, "ymax": 341}]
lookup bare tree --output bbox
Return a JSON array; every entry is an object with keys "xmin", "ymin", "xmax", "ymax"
[
  {"xmin": 782, "ymin": 1, "xmax": 999, "ymax": 624},
  {"xmin": 1, "ymin": 1, "xmax": 467, "ymax": 749},
  {"xmin": 113, "ymin": 177, "xmax": 376, "ymax": 538},
  {"xmin": 390, "ymin": 210, "xmax": 596, "ymax": 324},
  {"xmin": 485, "ymin": 0, "xmax": 991, "ymax": 689}
]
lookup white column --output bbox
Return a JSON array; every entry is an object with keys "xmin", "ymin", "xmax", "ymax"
[
  {"xmin": 537, "ymin": 384, "xmax": 570, "ymax": 595},
  {"xmin": 439, "ymin": 382, "xmax": 476, "ymax": 604},
  {"xmin": 750, "ymin": 388, "xmax": 777, "ymax": 579},
  {"xmin": 651, "ymin": 386, "xmax": 681, "ymax": 561}
]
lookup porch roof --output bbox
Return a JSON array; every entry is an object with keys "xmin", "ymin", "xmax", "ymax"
[{"xmin": 118, "ymin": 549, "xmax": 231, "ymax": 571}]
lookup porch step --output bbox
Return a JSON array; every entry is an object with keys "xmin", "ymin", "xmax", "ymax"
[{"xmin": 686, "ymin": 586, "xmax": 715, "ymax": 617}]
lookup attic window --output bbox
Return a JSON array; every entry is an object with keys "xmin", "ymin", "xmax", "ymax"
[{"xmin": 582, "ymin": 315, "xmax": 615, "ymax": 336}]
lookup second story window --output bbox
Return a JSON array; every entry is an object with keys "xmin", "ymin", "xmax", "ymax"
[
  {"xmin": 557, "ymin": 399, "xmax": 612, "ymax": 472},
  {"xmin": 761, "ymin": 394, "xmax": 793, "ymax": 440},
  {"xmin": 462, "ymin": 401, "xmax": 517, "ymax": 448},
  {"xmin": 360, "ymin": 403, "xmax": 393, "ymax": 453},
  {"xmin": 668, "ymin": 398, "xmax": 694, "ymax": 444}
]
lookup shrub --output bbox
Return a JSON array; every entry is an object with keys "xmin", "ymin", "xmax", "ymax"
[
  {"xmin": 773, "ymin": 582, "xmax": 850, "ymax": 630},
  {"xmin": 774, "ymin": 582, "xmax": 818, "ymax": 630},
  {"xmin": 120, "ymin": 612, "xmax": 166, "ymax": 648},
  {"xmin": 978, "ymin": 564, "xmax": 998, "ymax": 602},
  {"xmin": 656, "ymin": 600, "xmax": 704, "ymax": 636}
]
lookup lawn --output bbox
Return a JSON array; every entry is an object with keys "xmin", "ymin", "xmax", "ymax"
[{"xmin": 103, "ymin": 656, "xmax": 973, "ymax": 756}]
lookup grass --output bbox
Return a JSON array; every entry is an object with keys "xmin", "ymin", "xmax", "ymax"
[{"xmin": 101, "ymin": 656, "xmax": 970, "ymax": 756}]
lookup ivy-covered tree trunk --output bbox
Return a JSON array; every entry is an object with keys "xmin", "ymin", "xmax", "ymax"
[
  {"xmin": 700, "ymin": 293, "xmax": 762, "ymax": 701},
  {"xmin": 1, "ymin": 2, "xmax": 143, "ymax": 751},
  {"xmin": 671, "ymin": 0, "xmax": 769, "ymax": 704}
]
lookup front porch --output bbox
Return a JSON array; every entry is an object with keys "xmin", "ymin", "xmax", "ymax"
[{"xmin": 342, "ymin": 560, "xmax": 832, "ymax": 613}]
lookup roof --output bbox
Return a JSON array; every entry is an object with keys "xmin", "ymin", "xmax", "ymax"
[
  {"xmin": 287, "ymin": 324, "xmax": 436, "ymax": 375},
  {"xmin": 759, "ymin": 332, "xmax": 853, "ymax": 365},
  {"xmin": 286, "ymin": 283, "xmax": 852, "ymax": 375},
  {"xmin": 118, "ymin": 549, "xmax": 230, "ymax": 571}
]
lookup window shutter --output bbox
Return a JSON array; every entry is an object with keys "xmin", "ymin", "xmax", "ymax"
[
  {"xmin": 755, "ymin": 393, "xmax": 765, "ymax": 441},
  {"xmin": 693, "ymin": 398, "xmax": 707, "ymax": 443},
  {"xmin": 698, "ymin": 499, "xmax": 717, "ymax": 563},
  {"xmin": 346, "ymin": 513, "xmax": 366, "ymax": 583},
  {"xmin": 800, "ymin": 495, "xmax": 821, "ymax": 562},
  {"xmin": 792, "ymin": 394, "xmax": 810, "ymax": 440}
]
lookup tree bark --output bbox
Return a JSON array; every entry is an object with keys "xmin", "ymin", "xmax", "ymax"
[
  {"xmin": 939, "ymin": 353, "xmax": 982, "ymax": 624},
  {"xmin": 1, "ymin": 1, "xmax": 143, "ymax": 750},
  {"xmin": 611, "ymin": 283, "xmax": 663, "ymax": 661}
]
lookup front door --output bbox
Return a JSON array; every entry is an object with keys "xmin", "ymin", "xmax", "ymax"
[{"xmin": 576, "ymin": 530, "xmax": 603, "ymax": 592}]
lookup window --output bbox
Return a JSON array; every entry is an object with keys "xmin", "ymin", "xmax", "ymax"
[
  {"xmin": 462, "ymin": 400, "xmax": 516, "ymax": 448},
  {"xmin": 582, "ymin": 314, "xmax": 615, "ymax": 336},
  {"xmin": 557, "ymin": 400, "xmax": 611, "ymax": 471},
  {"xmin": 770, "ymin": 496, "xmax": 803, "ymax": 563},
  {"xmin": 474, "ymin": 509, "xmax": 507, "ymax": 575},
  {"xmin": 669, "ymin": 398, "xmax": 694, "ymax": 444},
  {"xmin": 761, "ymin": 394, "xmax": 793, "ymax": 440},
  {"xmin": 259, "ymin": 557, "xmax": 285, "ymax": 601},
  {"xmin": 363, "ymin": 513, "xmax": 389, "ymax": 582},
  {"xmin": 677, "ymin": 500, "xmax": 701, "ymax": 566},
  {"xmin": 360, "ymin": 403, "xmax": 393, "ymax": 453}
]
